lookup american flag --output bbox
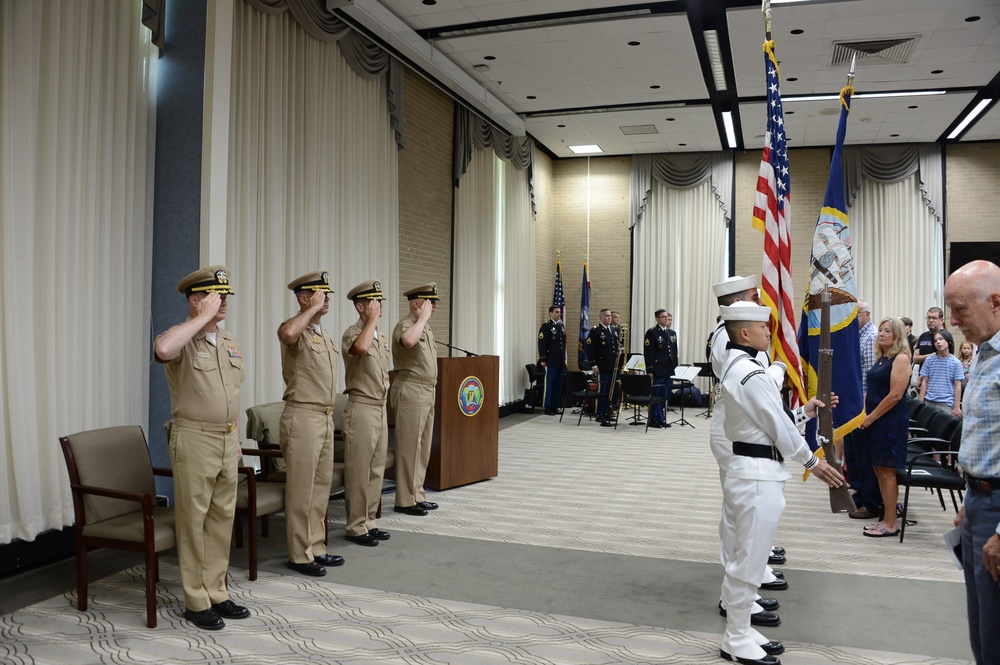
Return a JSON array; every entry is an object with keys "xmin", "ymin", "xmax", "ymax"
[
  {"xmin": 553, "ymin": 260, "xmax": 566, "ymax": 360},
  {"xmin": 752, "ymin": 40, "xmax": 806, "ymax": 407}
]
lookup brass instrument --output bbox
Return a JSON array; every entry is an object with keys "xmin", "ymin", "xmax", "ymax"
[{"xmin": 608, "ymin": 324, "xmax": 628, "ymax": 416}]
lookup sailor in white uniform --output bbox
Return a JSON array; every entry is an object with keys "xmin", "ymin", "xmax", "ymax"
[
  {"xmin": 710, "ymin": 276, "xmax": 786, "ymax": 632},
  {"xmin": 717, "ymin": 302, "xmax": 844, "ymax": 665}
]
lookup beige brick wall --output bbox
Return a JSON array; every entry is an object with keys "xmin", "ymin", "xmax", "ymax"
[
  {"xmin": 945, "ymin": 143, "xmax": 1000, "ymax": 248},
  {"xmin": 397, "ymin": 70, "xmax": 453, "ymax": 350},
  {"xmin": 542, "ymin": 156, "xmax": 632, "ymax": 369}
]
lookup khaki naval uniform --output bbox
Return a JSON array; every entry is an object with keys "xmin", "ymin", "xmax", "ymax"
[
  {"xmin": 158, "ymin": 326, "xmax": 244, "ymax": 612},
  {"xmin": 280, "ymin": 323, "xmax": 339, "ymax": 564},
  {"xmin": 390, "ymin": 312, "xmax": 437, "ymax": 508},
  {"xmin": 341, "ymin": 321, "xmax": 391, "ymax": 537},
  {"xmin": 719, "ymin": 341, "xmax": 818, "ymax": 662}
]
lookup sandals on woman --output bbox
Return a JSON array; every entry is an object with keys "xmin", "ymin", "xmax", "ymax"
[{"xmin": 863, "ymin": 524, "xmax": 900, "ymax": 538}]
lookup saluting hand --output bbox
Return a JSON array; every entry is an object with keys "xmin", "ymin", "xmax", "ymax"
[
  {"xmin": 415, "ymin": 298, "xmax": 433, "ymax": 321},
  {"xmin": 196, "ymin": 292, "xmax": 223, "ymax": 319},
  {"xmin": 308, "ymin": 289, "xmax": 327, "ymax": 312}
]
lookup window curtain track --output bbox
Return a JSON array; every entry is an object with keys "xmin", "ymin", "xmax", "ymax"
[
  {"xmin": 453, "ymin": 105, "xmax": 535, "ymax": 216},
  {"xmin": 631, "ymin": 152, "xmax": 733, "ymax": 229},
  {"xmin": 0, "ymin": 0, "xmax": 158, "ymax": 544},
  {"xmin": 228, "ymin": 0, "xmax": 399, "ymax": 415},
  {"xmin": 244, "ymin": 0, "xmax": 405, "ymax": 149}
]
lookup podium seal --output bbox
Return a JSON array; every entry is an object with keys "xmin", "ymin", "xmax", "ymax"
[{"xmin": 458, "ymin": 376, "xmax": 484, "ymax": 417}]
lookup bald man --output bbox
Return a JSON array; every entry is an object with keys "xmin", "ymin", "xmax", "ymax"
[{"xmin": 946, "ymin": 260, "xmax": 1000, "ymax": 665}]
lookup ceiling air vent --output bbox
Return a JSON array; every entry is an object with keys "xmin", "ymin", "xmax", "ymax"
[
  {"xmin": 620, "ymin": 124, "xmax": 659, "ymax": 136},
  {"xmin": 830, "ymin": 37, "xmax": 917, "ymax": 66}
]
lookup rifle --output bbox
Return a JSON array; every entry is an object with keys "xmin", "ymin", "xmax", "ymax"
[{"xmin": 818, "ymin": 287, "xmax": 858, "ymax": 513}]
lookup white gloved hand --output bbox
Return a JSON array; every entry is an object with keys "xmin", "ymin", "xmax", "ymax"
[{"xmin": 765, "ymin": 361, "xmax": 787, "ymax": 388}]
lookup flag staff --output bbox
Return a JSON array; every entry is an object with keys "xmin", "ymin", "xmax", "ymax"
[{"xmin": 762, "ymin": 0, "xmax": 772, "ymax": 39}]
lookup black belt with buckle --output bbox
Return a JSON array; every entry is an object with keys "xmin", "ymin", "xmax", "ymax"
[
  {"xmin": 733, "ymin": 441, "xmax": 784, "ymax": 463},
  {"xmin": 966, "ymin": 475, "xmax": 1000, "ymax": 493}
]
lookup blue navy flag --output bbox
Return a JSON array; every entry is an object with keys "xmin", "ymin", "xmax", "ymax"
[
  {"xmin": 578, "ymin": 262, "xmax": 590, "ymax": 367},
  {"xmin": 553, "ymin": 260, "xmax": 567, "ymax": 360},
  {"xmin": 797, "ymin": 84, "xmax": 864, "ymax": 449}
]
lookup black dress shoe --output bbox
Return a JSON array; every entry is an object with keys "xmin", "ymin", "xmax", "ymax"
[
  {"xmin": 768, "ymin": 554, "xmax": 786, "ymax": 566},
  {"xmin": 663, "ymin": 421, "xmax": 672, "ymax": 428},
  {"xmin": 544, "ymin": 408, "xmax": 555, "ymax": 415},
  {"xmin": 346, "ymin": 533, "xmax": 379, "ymax": 546},
  {"xmin": 417, "ymin": 501, "xmax": 439, "ymax": 510},
  {"xmin": 756, "ymin": 597, "xmax": 780, "ymax": 611},
  {"xmin": 287, "ymin": 560, "xmax": 327, "ymax": 576},
  {"xmin": 720, "ymin": 649, "xmax": 781, "ymax": 665},
  {"xmin": 184, "ymin": 608, "xmax": 224, "ymax": 630},
  {"xmin": 394, "ymin": 504, "xmax": 428, "ymax": 516},
  {"xmin": 760, "ymin": 578, "xmax": 789, "ymax": 591},
  {"xmin": 211, "ymin": 599, "xmax": 250, "ymax": 619},
  {"xmin": 368, "ymin": 528, "xmax": 391, "ymax": 540},
  {"xmin": 719, "ymin": 605, "xmax": 781, "ymax": 626},
  {"xmin": 771, "ymin": 570, "xmax": 784, "ymax": 579},
  {"xmin": 600, "ymin": 420, "xmax": 614, "ymax": 427},
  {"xmin": 760, "ymin": 641, "xmax": 784, "ymax": 656},
  {"xmin": 771, "ymin": 546, "xmax": 785, "ymax": 556},
  {"xmin": 314, "ymin": 553, "xmax": 345, "ymax": 567}
]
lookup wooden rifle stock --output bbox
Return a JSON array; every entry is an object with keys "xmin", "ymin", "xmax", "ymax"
[{"xmin": 819, "ymin": 288, "xmax": 858, "ymax": 513}]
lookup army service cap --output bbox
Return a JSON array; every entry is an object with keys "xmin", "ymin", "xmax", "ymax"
[
  {"xmin": 347, "ymin": 279, "xmax": 384, "ymax": 301},
  {"xmin": 404, "ymin": 283, "xmax": 439, "ymax": 300},
  {"xmin": 288, "ymin": 271, "xmax": 333, "ymax": 293},
  {"xmin": 720, "ymin": 301, "xmax": 771, "ymax": 322},
  {"xmin": 177, "ymin": 266, "xmax": 235, "ymax": 296},
  {"xmin": 712, "ymin": 275, "xmax": 758, "ymax": 298}
]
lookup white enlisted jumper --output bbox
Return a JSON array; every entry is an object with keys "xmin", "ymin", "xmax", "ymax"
[
  {"xmin": 710, "ymin": 323, "xmax": 781, "ymax": 599},
  {"xmin": 718, "ymin": 345, "xmax": 819, "ymax": 661}
]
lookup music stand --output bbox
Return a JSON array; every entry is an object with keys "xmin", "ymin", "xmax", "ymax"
[
  {"xmin": 693, "ymin": 362, "xmax": 715, "ymax": 418},
  {"xmin": 670, "ymin": 365, "xmax": 699, "ymax": 428}
]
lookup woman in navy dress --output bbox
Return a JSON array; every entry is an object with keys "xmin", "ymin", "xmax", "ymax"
[{"xmin": 859, "ymin": 317, "xmax": 912, "ymax": 537}]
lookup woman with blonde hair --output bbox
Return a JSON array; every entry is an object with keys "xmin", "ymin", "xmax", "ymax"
[{"xmin": 859, "ymin": 317, "xmax": 912, "ymax": 538}]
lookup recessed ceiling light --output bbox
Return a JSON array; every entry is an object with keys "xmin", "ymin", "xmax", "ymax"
[
  {"xmin": 786, "ymin": 110, "xmax": 795, "ymax": 114},
  {"xmin": 666, "ymin": 117, "xmax": 675, "ymax": 121},
  {"xmin": 421, "ymin": 0, "xmax": 436, "ymax": 5},
  {"xmin": 484, "ymin": 55, "xmax": 496, "ymax": 61},
  {"xmin": 678, "ymin": 143, "xmax": 687, "ymax": 146},
  {"xmin": 557, "ymin": 124, "xmax": 566, "ymax": 128},
  {"xmin": 568, "ymin": 144, "xmax": 603, "ymax": 154},
  {"xmin": 628, "ymin": 41, "xmax": 641, "ymax": 46},
  {"xmin": 908, "ymin": 105, "xmax": 918, "ymax": 109},
  {"xmin": 790, "ymin": 29, "xmax": 804, "ymax": 35},
  {"xmin": 786, "ymin": 77, "xmax": 798, "ymax": 82},
  {"xmin": 891, "ymin": 134, "xmax": 900, "ymax": 137},
  {"xmin": 932, "ymin": 69, "xmax": 944, "ymax": 74},
  {"xmin": 650, "ymin": 85, "xmax": 661, "ymax": 89},
  {"xmin": 965, "ymin": 16, "xmax": 981, "ymax": 22},
  {"xmin": 527, "ymin": 95, "xmax": 536, "ymax": 100},
  {"xmin": 785, "ymin": 90, "xmax": 945, "ymax": 102},
  {"xmin": 703, "ymin": 29, "xmax": 727, "ymax": 91},
  {"xmin": 721, "ymin": 110, "xmax": 737, "ymax": 148}
]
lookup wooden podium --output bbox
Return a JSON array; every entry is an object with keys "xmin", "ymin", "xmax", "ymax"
[{"xmin": 426, "ymin": 355, "xmax": 499, "ymax": 490}]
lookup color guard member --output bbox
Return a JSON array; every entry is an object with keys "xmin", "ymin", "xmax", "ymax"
[{"xmin": 538, "ymin": 305, "xmax": 566, "ymax": 415}]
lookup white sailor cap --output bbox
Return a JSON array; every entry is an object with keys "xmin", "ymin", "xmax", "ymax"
[
  {"xmin": 720, "ymin": 301, "xmax": 771, "ymax": 322},
  {"xmin": 712, "ymin": 275, "xmax": 758, "ymax": 298}
]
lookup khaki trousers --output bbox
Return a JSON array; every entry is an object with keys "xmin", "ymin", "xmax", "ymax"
[
  {"xmin": 342, "ymin": 400, "xmax": 388, "ymax": 537},
  {"xmin": 279, "ymin": 404, "xmax": 335, "ymax": 563},
  {"xmin": 168, "ymin": 421, "xmax": 239, "ymax": 612},
  {"xmin": 389, "ymin": 380, "xmax": 435, "ymax": 507}
]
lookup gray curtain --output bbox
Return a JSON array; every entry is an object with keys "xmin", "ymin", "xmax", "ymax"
[
  {"xmin": 244, "ymin": 0, "xmax": 404, "ymax": 149},
  {"xmin": 453, "ymin": 105, "xmax": 535, "ymax": 214},
  {"xmin": 630, "ymin": 152, "xmax": 733, "ymax": 228},
  {"xmin": 843, "ymin": 144, "xmax": 942, "ymax": 224}
]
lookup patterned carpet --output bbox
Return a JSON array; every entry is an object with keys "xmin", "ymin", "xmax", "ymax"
[{"xmin": 0, "ymin": 413, "xmax": 971, "ymax": 664}]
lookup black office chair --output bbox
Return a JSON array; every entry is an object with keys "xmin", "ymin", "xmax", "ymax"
[
  {"xmin": 524, "ymin": 363, "xmax": 546, "ymax": 410},
  {"xmin": 559, "ymin": 371, "xmax": 598, "ymax": 425},
  {"xmin": 617, "ymin": 373, "xmax": 665, "ymax": 433}
]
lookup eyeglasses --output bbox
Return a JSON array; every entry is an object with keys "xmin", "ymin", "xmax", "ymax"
[{"xmin": 926, "ymin": 316, "xmax": 942, "ymax": 320}]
